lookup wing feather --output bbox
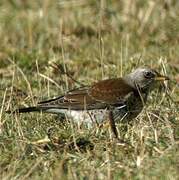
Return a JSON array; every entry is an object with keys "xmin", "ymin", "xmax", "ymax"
[
  {"xmin": 89, "ymin": 78, "xmax": 134, "ymax": 104},
  {"xmin": 37, "ymin": 78, "xmax": 134, "ymax": 110},
  {"xmin": 38, "ymin": 86, "xmax": 106, "ymax": 110}
]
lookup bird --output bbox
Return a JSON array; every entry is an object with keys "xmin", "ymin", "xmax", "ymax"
[{"xmin": 6, "ymin": 67, "xmax": 169, "ymax": 140}]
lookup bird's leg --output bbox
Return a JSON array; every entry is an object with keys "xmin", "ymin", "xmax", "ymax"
[
  {"xmin": 108, "ymin": 111, "xmax": 118, "ymax": 139},
  {"xmin": 108, "ymin": 111, "xmax": 126, "ymax": 145}
]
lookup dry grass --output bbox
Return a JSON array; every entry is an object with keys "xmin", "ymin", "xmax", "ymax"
[{"xmin": 0, "ymin": 0, "xmax": 179, "ymax": 179}]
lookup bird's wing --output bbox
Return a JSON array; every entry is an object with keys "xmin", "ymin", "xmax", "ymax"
[
  {"xmin": 38, "ymin": 78, "xmax": 134, "ymax": 111},
  {"xmin": 88, "ymin": 78, "xmax": 134, "ymax": 105},
  {"xmin": 38, "ymin": 86, "xmax": 107, "ymax": 110}
]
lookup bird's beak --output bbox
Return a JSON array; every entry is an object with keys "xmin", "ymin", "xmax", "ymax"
[{"xmin": 154, "ymin": 75, "xmax": 169, "ymax": 81}]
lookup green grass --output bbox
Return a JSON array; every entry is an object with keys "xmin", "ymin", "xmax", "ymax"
[{"xmin": 0, "ymin": 0, "xmax": 179, "ymax": 179}]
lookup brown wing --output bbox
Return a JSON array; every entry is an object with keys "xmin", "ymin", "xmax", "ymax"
[
  {"xmin": 88, "ymin": 78, "xmax": 134, "ymax": 104},
  {"xmin": 38, "ymin": 86, "xmax": 107, "ymax": 110},
  {"xmin": 38, "ymin": 78, "xmax": 134, "ymax": 110}
]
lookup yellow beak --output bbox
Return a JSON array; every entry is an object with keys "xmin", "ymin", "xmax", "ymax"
[{"xmin": 154, "ymin": 75, "xmax": 169, "ymax": 81}]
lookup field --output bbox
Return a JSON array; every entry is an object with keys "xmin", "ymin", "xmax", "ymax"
[{"xmin": 0, "ymin": 0, "xmax": 179, "ymax": 179}]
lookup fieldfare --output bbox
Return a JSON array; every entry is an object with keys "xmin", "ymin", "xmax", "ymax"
[{"xmin": 7, "ymin": 67, "xmax": 169, "ymax": 139}]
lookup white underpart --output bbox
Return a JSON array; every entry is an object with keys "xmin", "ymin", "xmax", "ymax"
[
  {"xmin": 68, "ymin": 110, "xmax": 109, "ymax": 124},
  {"xmin": 45, "ymin": 108, "xmax": 109, "ymax": 126}
]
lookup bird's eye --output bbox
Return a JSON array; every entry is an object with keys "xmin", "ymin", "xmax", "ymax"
[{"xmin": 144, "ymin": 71, "xmax": 155, "ymax": 79}]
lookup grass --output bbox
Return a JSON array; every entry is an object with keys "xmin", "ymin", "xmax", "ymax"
[{"xmin": 0, "ymin": 0, "xmax": 179, "ymax": 179}]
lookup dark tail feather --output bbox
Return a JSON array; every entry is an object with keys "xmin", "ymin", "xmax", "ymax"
[{"xmin": 6, "ymin": 106, "xmax": 44, "ymax": 114}]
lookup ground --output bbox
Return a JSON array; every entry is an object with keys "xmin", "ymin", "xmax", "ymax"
[{"xmin": 0, "ymin": 0, "xmax": 179, "ymax": 179}]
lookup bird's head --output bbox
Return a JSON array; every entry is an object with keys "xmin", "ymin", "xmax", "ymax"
[{"xmin": 125, "ymin": 67, "xmax": 169, "ymax": 91}]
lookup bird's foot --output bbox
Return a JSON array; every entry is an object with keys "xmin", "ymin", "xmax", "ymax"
[{"xmin": 112, "ymin": 137, "xmax": 126, "ymax": 146}]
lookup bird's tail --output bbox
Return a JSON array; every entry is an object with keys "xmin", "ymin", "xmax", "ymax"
[
  {"xmin": 6, "ymin": 106, "xmax": 46, "ymax": 114},
  {"xmin": 6, "ymin": 106, "xmax": 66, "ymax": 114}
]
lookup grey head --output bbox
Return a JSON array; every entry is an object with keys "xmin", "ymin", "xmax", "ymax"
[{"xmin": 124, "ymin": 67, "xmax": 169, "ymax": 91}]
